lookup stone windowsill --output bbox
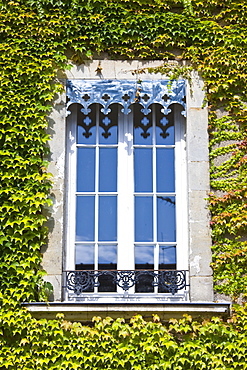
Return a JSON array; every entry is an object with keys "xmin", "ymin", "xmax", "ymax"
[{"xmin": 23, "ymin": 301, "xmax": 231, "ymax": 322}]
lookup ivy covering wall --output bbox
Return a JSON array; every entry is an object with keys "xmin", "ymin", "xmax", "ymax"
[{"xmin": 1, "ymin": 0, "xmax": 247, "ymax": 368}]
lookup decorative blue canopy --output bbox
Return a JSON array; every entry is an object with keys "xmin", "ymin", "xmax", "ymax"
[{"xmin": 66, "ymin": 79, "xmax": 186, "ymax": 117}]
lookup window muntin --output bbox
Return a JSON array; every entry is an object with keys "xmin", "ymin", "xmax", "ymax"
[{"xmin": 66, "ymin": 80, "xmax": 187, "ymax": 297}]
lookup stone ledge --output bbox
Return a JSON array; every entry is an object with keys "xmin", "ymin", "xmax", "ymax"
[{"xmin": 23, "ymin": 302, "xmax": 231, "ymax": 322}]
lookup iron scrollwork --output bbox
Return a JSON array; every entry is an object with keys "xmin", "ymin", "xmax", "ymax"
[{"xmin": 65, "ymin": 270, "xmax": 188, "ymax": 295}]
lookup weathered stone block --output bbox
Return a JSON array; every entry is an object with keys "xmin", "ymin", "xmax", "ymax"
[
  {"xmin": 188, "ymin": 190, "xmax": 210, "ymax": 223},
  {"xmin": 187, "ymin": 108, "xmax": 209, "ymax": 161},
  {"xmin": 190, "ymin": 276, "xmax": 214, "ymax": 302},
  {"xmin": 189, "ymin": 221, "xmax": 212, "ymax": 276},
  {"xmin": 188, "ymin": 161, "xmax": 210, "ymax": 191}
]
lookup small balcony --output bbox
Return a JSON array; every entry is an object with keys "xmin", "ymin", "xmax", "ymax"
[{"xmin": 64, "ymin": 269, "xmax": 189, "ymax": 303}]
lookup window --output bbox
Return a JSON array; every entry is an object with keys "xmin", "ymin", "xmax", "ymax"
[{"xmin": 65, "ymin": 80, "xmax": 188, "ymax": 301}]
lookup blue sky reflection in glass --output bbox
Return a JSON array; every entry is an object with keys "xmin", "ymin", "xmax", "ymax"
[
  {"xmin": 99, "ymin": 245, "xmax": 117, "ymax": 268},
  {"xmin": 159, "ymin": 245, "xmax": 176, "ymax": 267},
  {"xmin": 135, "ymin": 196, "xmax": 153, "ymax": 242},
  {"xmin": 99, "ymin": 148, "xmax": 117, "ymax": 192},
  {"xmin": 157, "ymin": 196, "xmax": 176, "ymax": 242},
  {"xmin": 134, "ymin": 148, "xmax": 153, "ymax": 192},
  {"xmin": 75, "ymin": 244, "xmax": 94, "ymax": 269},
  {"xmin": 99, "ymin": 196, "xmax": 117, "ymax": 241},
  {"xmin": 76, "ymin": 196, "xmax": 95, "ymax": 241},
  {"xmin": 156, "ymin": 148, "xmax": 175, "ymax": 192},
  {"xmin": 135, "ymin": 245, "xmax": 154, "ymax": 268},
  {"xmin": 77, "ymin": 148, "xmax": 95, "ymax": 192}
]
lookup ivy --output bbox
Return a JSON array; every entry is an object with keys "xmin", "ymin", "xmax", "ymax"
[
  {"xmin": 1, "ymin": 0, "xmax": 247, "ymax": 367},
  {"xmin": 1, "ymin": 309, "xmax": 247, "ymax": 369}
]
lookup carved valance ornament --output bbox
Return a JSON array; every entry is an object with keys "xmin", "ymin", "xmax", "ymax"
[{"xmin": 66, "ymin": 79, "xmax": 186, "ymax": 116}]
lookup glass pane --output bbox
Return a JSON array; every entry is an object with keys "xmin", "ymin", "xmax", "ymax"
[
  {"xmin": 99, "ymin": 196, "xmax": 117, "ymax": 241},
  {"xmin": 75, "ymin": 244, "xmax": 95, "ymax": 292},
  {"xmin": 135, "ymin": 245, "xmax": 154, "ymax": 293},
  {"xmin": 158, "ymin": 245, "xmax": 177, "ymax": 293},
  {"xmin": 77, "ymin": 105, "xmax": 96, "ymax": 145},
  {"xmin": 77, "ymin": 148, "xmax": 95, "ymax": 192},
  {"xmin": 159, "ymin": 245, "xmax": 176, "ymax": 269},
  {"xmin": 98, "ymin": 245, "xmax": 117, "ymax": 270},
  {"xmin": 155, "ymin": 105, "xmax": 174, "ymax": 145},
  {"xmin": 135, "ymin": 245, "xmax": 154, "ymax": 269},
  {"xmin": 157, "ymin": 196, "xmax": 176, "ymax": 242},
  {"xmin": 156, "ymin": 148, "xmax": 175, "ymax": 192},
  {"xmin": 98, "ymin": 245, "xmax": 117, "ymax": 292},
  {"xmin": 134, "ymin": 104, "xmax": 152, "ymax": 145},
  {"xmin": 99, "ymin": 148, "xmax": 117, "ymax": 192},
  {"xmin": 76, "ymin": 196, "xmax": 95, "ymax": 241},
  {"xmin": 99, "ymin": 104, "xmax": 118, "ymax": 144},
  {"xmin": 75, "ymin": 244, "xmax": 95, "ymax": 270},
  {"xmin": 135, "ymin": 196, "xmax": 153, "ymax": 242},
  {"xmin": 156, "ymin": 124, "xmax": 174, "ymax": 145},
  {"xmin": 99, "ymin": 124, "xmax": 118, "ymax": 144},
  {"xmin": 134, "ymin": 148, "xmax": 153, "ymax": 192}
]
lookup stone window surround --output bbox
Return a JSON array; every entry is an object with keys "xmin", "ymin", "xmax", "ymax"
[{"xmin": 43, "ymin": 59, "xmax": 213, "ymax": 304}]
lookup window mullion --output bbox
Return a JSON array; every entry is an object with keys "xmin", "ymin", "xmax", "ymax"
[
  {"xmin": 95, "ymin": 106, "xmax": 99, "ymax": 279},
  {"xmin": 153, "ymin": 107, "xmax": 159, "ymax": 295},
  {"xmin": 117, "ymin": 108, "xmax": 134, "ymax": 272},
  {"xmin": 126, "ymin": 110, "xmax": 135, "ymax": 272},
  {"xmin": 116, "ymin": 107, "xmax": 126, "ymax": 272},
  {"xmin": 153, "ymin": 108, "xmax": 159, "ymax": 274}
]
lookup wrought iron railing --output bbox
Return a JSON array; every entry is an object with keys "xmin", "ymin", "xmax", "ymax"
[{"xmin": 64, "ymin": 270, "xmax": 188, "ymax": 296}]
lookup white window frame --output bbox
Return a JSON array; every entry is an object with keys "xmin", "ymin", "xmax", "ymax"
[{"xmin": 64, "ymin": 80, "xmax": 188, "ymax": 302}]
